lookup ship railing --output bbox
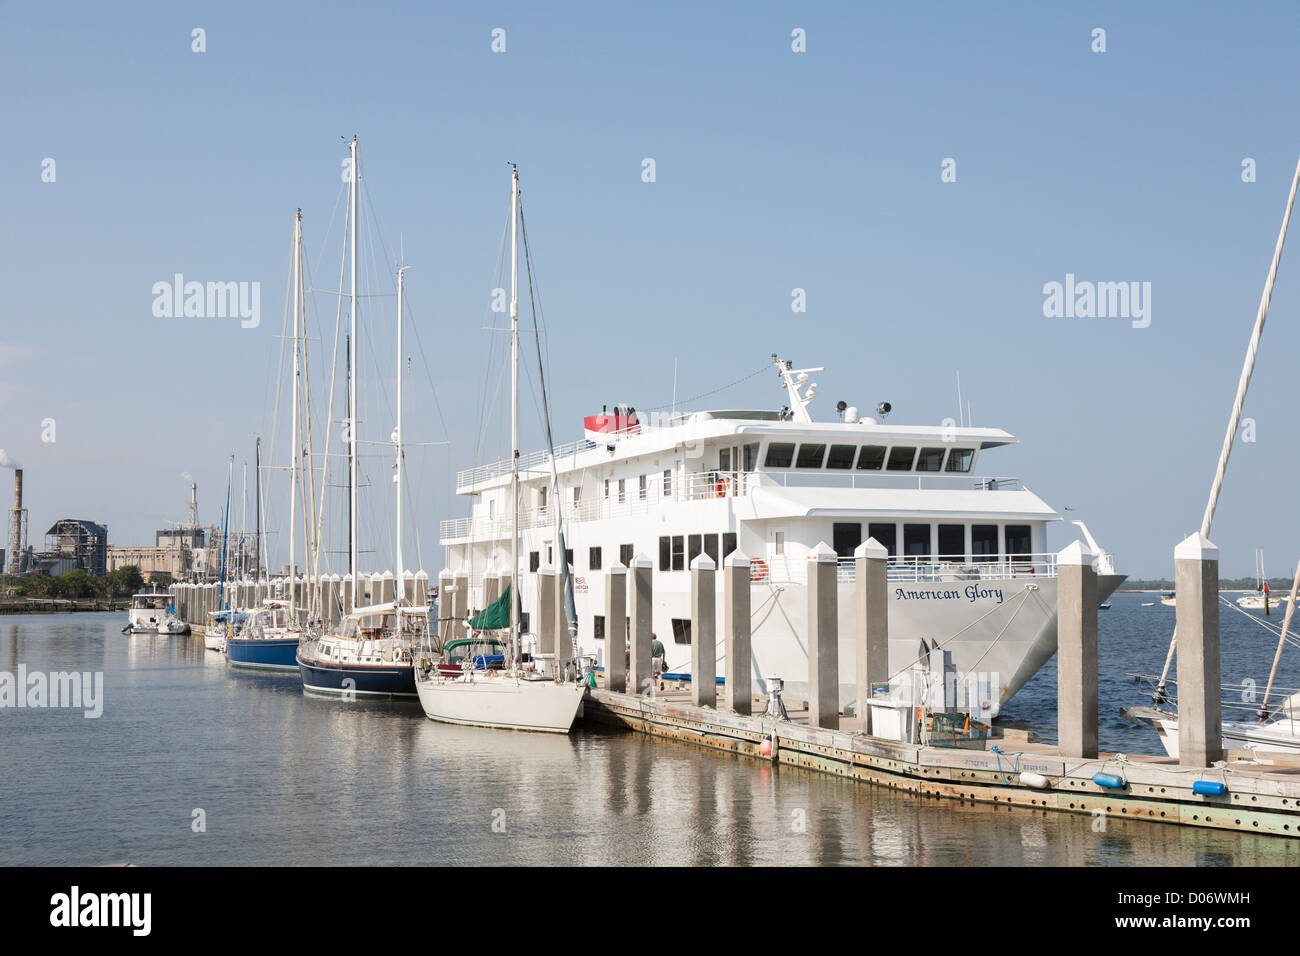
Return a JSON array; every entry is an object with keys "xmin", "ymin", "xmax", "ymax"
[
  {"xmin": 762, "ymin": 472, "xmax": 1025, "ymax": 492},
  {"xmin": 440, "ymin": 470, "xmax": 763, "ymax": 542},
  {"xmin": 454, "ymin": 415, "xmax": 702, "ymax": 491},
  {"xmin": 814, "ymin": 553, "xmax": 1060, "ymax": 584}
]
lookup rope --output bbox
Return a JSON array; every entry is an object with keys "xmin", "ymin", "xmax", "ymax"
[{"xmin": 639, "ymin": 361, "xmax": 774, "ymax": 414}]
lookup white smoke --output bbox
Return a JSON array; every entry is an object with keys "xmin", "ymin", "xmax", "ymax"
[
  {"xmin": 0, "ymin": 449, "xmax": 18, "ymax": 469},
  {"xmin": 181, "ymin": 471, "xmax": 194, "ymax": 483}
]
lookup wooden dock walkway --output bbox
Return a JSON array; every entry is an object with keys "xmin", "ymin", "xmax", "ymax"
[{"xmin": 580, "ymin": 677, "xmax": 1300, "ymax": 839}]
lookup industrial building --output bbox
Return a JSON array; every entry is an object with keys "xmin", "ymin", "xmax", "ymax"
[{"xmin": 41, "ymin": 519, "xmax": 109, "ymax": 577}]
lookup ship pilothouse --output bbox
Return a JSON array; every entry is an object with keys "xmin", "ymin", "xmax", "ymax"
[{"xmin": 441, "ymin": 355, "xmax": 1124, "ymax": 717}]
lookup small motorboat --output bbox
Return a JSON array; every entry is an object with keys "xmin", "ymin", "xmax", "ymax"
[{"xmin": 157, "ymin": 615, "xmax": 190, "ymax": 635}]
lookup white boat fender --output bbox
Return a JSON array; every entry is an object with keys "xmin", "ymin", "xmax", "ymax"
[{"xmin": 1019, "ymin": 771, "xmax": 1049, "ymax": 789}]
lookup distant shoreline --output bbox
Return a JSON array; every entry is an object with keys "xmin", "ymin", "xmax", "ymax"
[{"xmin": 0, "ymin": 600, "xmax": 127, "ymax": 615}]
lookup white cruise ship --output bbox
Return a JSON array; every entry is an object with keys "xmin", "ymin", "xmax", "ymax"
[{"xmin": 440, "ymin": 357, "xmax": 1124, "ymax": 718}]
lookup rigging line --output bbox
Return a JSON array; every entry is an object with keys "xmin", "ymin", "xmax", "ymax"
[
  {"xmin": 640, "ymin": 362, "xmax": 774, "ymax": 414},
  {"xmin": 314, "ymin": 191, "xmax": 349, "ymax": 588}
]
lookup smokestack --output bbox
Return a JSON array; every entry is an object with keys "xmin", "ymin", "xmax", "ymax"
[{"xmin": 7, "ymin": 468, "xmax": 23, "ymax": 575}]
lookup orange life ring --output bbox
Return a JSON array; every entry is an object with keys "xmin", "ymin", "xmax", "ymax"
[
  {"xmin": 715, "ymin": 477, "xmax": 730, "ymax": 498},
  {"xmin": 750, "ymin": 559, "xmax": 769, "ymax": 582}
]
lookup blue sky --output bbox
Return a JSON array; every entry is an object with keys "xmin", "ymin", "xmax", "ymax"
[{"xmin": 3, "ymin": 1, "xmax": 1300, "ymax": 579}]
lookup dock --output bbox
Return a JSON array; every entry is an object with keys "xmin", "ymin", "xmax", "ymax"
[
  {"xmin": 568, "ymin": 535, "xmax": 1300, "ymax": 841},
  {"xmin": 581, "ymin": 681, "xmax": 1300, "ymax": 839}
]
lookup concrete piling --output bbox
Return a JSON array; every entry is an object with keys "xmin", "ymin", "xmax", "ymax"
[
  {"xmin": 1175, "ymin": 532, "xmax": 1224, "ymax": 768},
  {"xmin": 854, "ymin": 537, "xmax": 890, "ymax": 733},
  {"xmin": 629, "ymin": 553, "xmax": 653, "ymax": 695},
  {"xmin": 414, "ymin": 569, "xmax": 428, "ymax": 608},
  {"xmin": 604, "ymin": 561, "xmax": 628, "ymax": 692},
  {"xmin": 536, "ymin": 565, "xmax": 556, "ymax": 656},
  {"xmin": 451, "ymin": 570, "xmax": 469, "ymax": 642},
  {"xmin": 378, "ymin": 570, "xmax": 395, "ymax": 606},
  {"xmin": 690, "ymin": 553, "xmax": 717, "ymax": 708},
  {"xmin": 554, "ymin": 565, "xmax": 572, "ymax": 664},
  {"xmin": 724, "ymin": 550, "xmax": 751, "ymax": 715},
  {"xmin": 483, "ymin": 562, "xmax": 501, "ymax": 608},
  {"xmin": 1056, "ymin": 540, "xmax": 1099, "ymax": 759},
  {"xmin": 807, "ymin": 541, "xmax": 840, "ymax": 730}
]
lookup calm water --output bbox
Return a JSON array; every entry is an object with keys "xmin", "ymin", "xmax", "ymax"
[{"xmin": 2, "ymin": 601, "xmax": 1298, "ymax": 866}]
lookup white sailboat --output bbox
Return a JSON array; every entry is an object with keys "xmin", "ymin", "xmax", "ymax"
[
  {"xmin": 1237, "ymin": 550, "xmax": 1289, "ymax": 611},
  {"xmin": 414, "ymin": 165, "xmax": 585, "ymax": 733},
  {"xmin": 1128, "ymin": 154, "xmax": 1300, "ymax": 754}
]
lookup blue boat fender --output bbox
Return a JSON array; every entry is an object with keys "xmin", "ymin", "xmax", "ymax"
[
  {"xmin": 1019, "ymin": 772, "xmax": 1050, "ymax": 789},
  {"xmin": 1092, "ymin": 772, "xmax": 1126, "ymax": 789},
  {"xmin": 1192, "ymin": 780, "xmax": 1228, "ymax": 796}
]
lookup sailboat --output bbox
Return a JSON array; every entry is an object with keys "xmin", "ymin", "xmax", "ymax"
[
  {"xmin": 297, "ymin": 138, "xmax": 427, "ymax": 698},
  {"xmin": 1238, "ymin": 551, "xmax": 1289, "ymax": 611},
  {"xmin": 1126, "ymin": 154, "xmax": 1300, "ymax": 754},
  {"xmin": 228, "ymin": 212, "xmax": 308, "ymax": 671},
  {"xmin": 414, "ymin": 165, "xmax": 586, "ymax": 733}
]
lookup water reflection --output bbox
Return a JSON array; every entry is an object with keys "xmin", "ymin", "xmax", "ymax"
[{"xmin": 1, "ymin": 612, "xmax": 1299, "ymax": 866}]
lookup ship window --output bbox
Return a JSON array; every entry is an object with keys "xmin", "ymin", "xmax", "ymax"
[
  {"xmin": 796, "ymin": 443, "xmax": 827, "ymax": 468},
  {"xmin": 672, "ymin": 535, "xmax": 685, "ymax": 571},
  {"xmin": 593, "ymin": 615, "xmax": 605, "ymax": 641},
  {"xmin": 938, "ymin": 524, "xmax": 965, "ymax": 560},
  {"xmin": 604, "ymin": 479, "xmax": 610, "ymax": 499},
  {"xmin": 639, "ymin": 475, "xmax": 647, "ymax": 500},
  {"xmin": 887, "ymin": 447, "xmax": 917, "ymax": 471},
  {"xmin": 719, "ymin": 448, "xmax": 731, "ymax": 471},
  {"xmin": 774, "ymin": 531, "xmax": 784, "ymax": 555},
  {"xmin": 589, "ymin": 547, "xmax": 602, "ymax": 570},
  {"xmin": 743, "ymin": 443, "xmax": 759, "ymax": 471},
  {"xmin": 971, "ymin": 525, "xmax": 998, "ymax": 561},
  {"xmin": 868, "ymin": 523, "xmax": 897, "ymax": 556},
  {"xmin": 620, "ymin": 543, "xmax": 634, "ymax": 567},
  {"xmin": 945, "ymin": 448, "xmax": 974, "ymax": 472},
  {"xmin": 1005, "ymin": 525, "xmax": 1032, "ymax": 559},
  {"xmin": 856, "ymin": 445, "xmax": 887, "ymax": 470},
  {"xmin": 565, "ymin": 549, "xmax": 574, "ymax": 569},
  {"xmin": 538, "ymin": 486, "xmax": 548, "ymax": 511},
  {"xmin": 704, "ymin": 534, "xmax": 719, "ymax": 564},
  {"xmin": 832, "ymin": 522, "xmax": 861, "ymax": 558},
  {"xmin": 663, "ymin": 469, "xmax": 672, "ymax": 497},
  {"xmin": 688, "ymin": 534, "xmax": 702, "ymax": 566},
  {"xmin": 826, "ymin": 444, "xmax": 856, "ymax": 469},
  {"xmin": 671, "ymin": 618, "xmax": 692, "ymax": 645},
  {"xmin": 903, "ymin": 524, "xmax": 931, "ymax": 559},
  {"xmin": 529, "ymin": 551, "xmax": 540, "ymax": 572},
  {"xmin": 917, "ymin": 448, "xmax": 945, "ymax": 472},
  {"xmin": 723, "ymin": 532, "xmax": 737, "ymax": 559},
  {"xmin": 520, "ymin": 612, "xmax": 530, "ymax": 633},
  {"xmin": 574, "ymin": 486, "xmax": 582, "ymax": 506},
  {"xmin": 618, "ymin": 479, "xmax": 626, "ymax": 504},
  {"xmin": 659, "ymin": 536, "xmax": 670, "ymax": 572},
  {"xmin": 765, "ymin": 442, "xmax": 795, "ymax": 468}
]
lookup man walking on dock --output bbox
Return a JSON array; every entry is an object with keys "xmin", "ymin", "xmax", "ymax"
[{"xmin": 651, "ymin": 633, "xmax": 666, "ymax": 689}]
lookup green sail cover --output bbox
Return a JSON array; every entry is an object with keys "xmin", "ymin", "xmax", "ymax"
[{"xmin": 468, "ymin": 583, "xmax": 511, "ymax": 630}]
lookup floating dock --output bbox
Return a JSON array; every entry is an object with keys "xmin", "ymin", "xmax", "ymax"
[{"xmin": 581, "ymin": 682, "xmax": 1300, "ymax": 839}]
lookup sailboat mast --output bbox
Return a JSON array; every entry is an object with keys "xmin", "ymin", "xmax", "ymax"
[
  {"xmin": 349, "ymin": 137, "xmax": 360, "ymax": 612},
  {"xmin": 290, "ymin": 209, "xmax": 301, "ymax": 612},
  {"xmin": 240, "ymin": 461, "xmax": 247, "ymax": 579},
  {"xmin": 255, "ymin": 437, "xmax": 262, "ymax": 582},
  {"xmin": 1155, "ymin": 154, "xmax": 1300, "ymax": 696},
  {"xmin": 509, "ymin": 164, "xmax": 520, "ymax": 664},
  {"xmin": 395, "ymin": 264, "xmax": 406, "ymax": 607}
]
